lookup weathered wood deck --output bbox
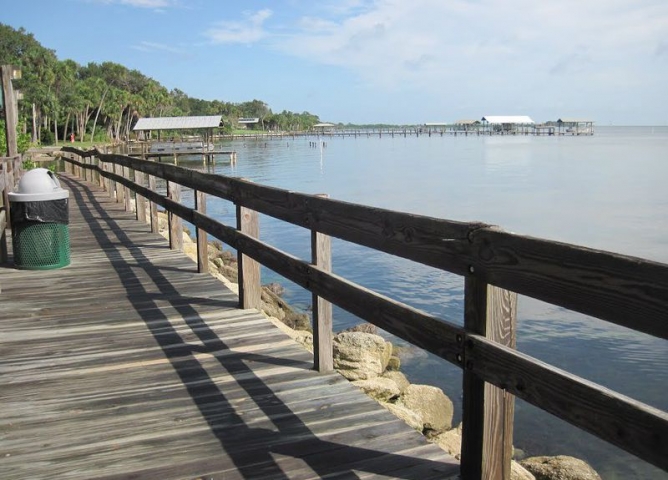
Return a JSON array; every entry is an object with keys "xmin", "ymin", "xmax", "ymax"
[{"xmin": 0, "ymin": 174, "xmax": 459, "ymax": 479}]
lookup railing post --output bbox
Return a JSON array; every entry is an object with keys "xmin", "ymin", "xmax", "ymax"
[
  {"xmin": 114, "ymin": 163, "xmax": 123, "ymax": 203},
  {"xmin": 0, "ymin": 162, "xmax": 7, "ymax": 264},
  {"xmin": 135, "ymin": 170, "xmax": 146, "ymax": 223},
  {"xmin": 312, "ymin": 193, "xmax": 333, "ymax": 372},
  {"xmin": 148, "ymin": 172, "xmax": 158, "ymax": 233},
  {"xmin": 167, "ymin": 180, "xmax": 182, "ymax": 251},
  {"xmin": 461, "ymin": 276, "xmax": 518, "ymax": 480},
  {"xmin": 195, "ymin": 189, "xmax": 208, "ymax": 273},
  {"xmin": 236, "ymin": 191, "xmax": 261, "ymax": 310},
  {"xmin": 123, "ymin": 166, "xmax": 132, "ymax": 213}
]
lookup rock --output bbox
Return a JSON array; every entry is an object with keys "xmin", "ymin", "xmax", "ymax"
[
  {"xmin": 282, "ymin": 311, "xmax": 311, "ymax": 331},
  {"xmin": 512, "ymin": 460, "xmax": 536, "ymax": 480},
  {"xmin": 293, "ymin": 330, "xmax": 313, "ymax": 351},
  {"xmin": 381, "ymin": 371, "xmax": 410, "ymax": 394},
  {"xmin": 353, "ymin": 377, "xmax": 401, "ymax": 402},
  {"xmin": 431, "ymin": 423, "xmax": 462, "ymax": 459},
  {"xmin": 398, "ymin": 384, "xmax": 453, "ymax": 434},
  {"xmin": 333, "ymin": 332, "xmax": 393, "ymax": 381},
  {"xmin": 381, "ymin": 402, "xmax": 423, "ymax": 432},
  {"xmin": 387, "ymin": 355, "xmax": 401, "ymax": 370},
  {"xmin": 520, "ymin": 455, "xmax": 602, "ymax": 480},
  {"xmin": 263, "ymin": 282, "xmax": 285, "ymax": 296},
  {"xmin": 342, "ymin": 323, "xmax": 378, "ymax": 335}
]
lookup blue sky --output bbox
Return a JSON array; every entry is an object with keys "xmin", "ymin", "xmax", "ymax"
[{"xmin": 5, "ymin": 0, "xmax": 668, "ymax": 125}]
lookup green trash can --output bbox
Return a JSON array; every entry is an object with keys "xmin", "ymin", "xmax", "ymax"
[{"xmin": 9, "ymin": 168, "xmax": 70, "ymax": 270}]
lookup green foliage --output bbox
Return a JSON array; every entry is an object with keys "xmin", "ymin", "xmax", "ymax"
[
  {"xmin": 40, "ymin": 128, "xmax": 54, "ymax": 145},
  {"xmin": 0, "ymin": 119, "xmax": 32, "ymax": 154},
  {"xmin": 0, "ymin": 22, "xmax": 325, "ymax": 146}
]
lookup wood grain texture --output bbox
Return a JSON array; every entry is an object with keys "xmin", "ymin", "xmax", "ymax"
[
  {"xmin": 195, "ymin": 189, "xmax": 209, "ymax": 274},
  {"xmin": 237, "ymin": 200, "xmax": 261, "ymax": 310},
  {"xmin": 312, "ymin": 193, "xmax": 333, "ymax": 373},
  {"xmin": 466, "ymin": 334, "xmax": 668, "ymax": 471},
  {"xmin": 61, "ymin": 148, "xmax": 668, "ymax": 341},
  {"xmin": 462, "ymin": 278, "xmax": 517, "ymax": 480},
  {"xmin": 469, "ymin": 228, "xmax": 668, "ymax": 340},
  {"xmin": 0, "ymin": 173, "xmax": 459, "ymax": 480},
  {"xmin": 58, "ymin": 152, "xmax": 668, "ymax": 474},
  {"xmin": 168, "ymin": 180, "xmax": 182, "ymax": 251}
]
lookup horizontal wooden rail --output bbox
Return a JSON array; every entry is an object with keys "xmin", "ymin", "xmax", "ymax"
[
  {"xmin": 465, "ymin": 334, "xmax": 668, "ymax": 471},
  {"xmin": 60, "ymin": 147, "xmax": 668, "ymax": 342},
  {"xmin": 59, "ymin": 148, "xmax": 668, "ymax": 476}
]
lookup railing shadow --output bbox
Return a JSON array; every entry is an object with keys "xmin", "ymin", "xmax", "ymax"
[{"xmin": 61, "ymin": 175, "xmax": 458, "ymax": 479}]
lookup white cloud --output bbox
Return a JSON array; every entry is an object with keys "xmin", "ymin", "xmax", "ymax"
[
  {"xmin": 271, "ymin": 0, "xmax": 668, "ymax": 92},
  {"xmin": 205, "ymin": 9, "xmax": 273, "ymax": 44}
]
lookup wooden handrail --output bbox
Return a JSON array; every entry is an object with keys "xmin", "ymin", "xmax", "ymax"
[{"xmin": 58, "ymin": 147, "xmax": 668, "ymax": 477}]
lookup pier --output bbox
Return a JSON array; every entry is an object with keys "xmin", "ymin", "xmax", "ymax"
[
  {"xmin": 0, "ymin": 163, "xmax": 458, "ymax": 479},
  {"xmin": 1, "ymin": 148, "xmax": 666, "ymax": 479}
]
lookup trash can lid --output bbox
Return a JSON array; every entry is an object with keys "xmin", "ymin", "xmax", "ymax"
[{"xmin": 8, "ymin": 168, "xmax": 69, "ymax": 202}]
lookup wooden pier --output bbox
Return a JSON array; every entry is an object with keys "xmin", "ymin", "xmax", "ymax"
[
  {"xmin": 0, "ymin": 174, "xmax": 459, "ymax": 479},
  {"xmin": 2, "ymin": 148, "xmax": 666, "ymax": 479}
]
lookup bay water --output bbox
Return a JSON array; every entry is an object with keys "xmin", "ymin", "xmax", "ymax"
[{"xmin": 176, "ymin": 126, "xmax": 667, "ymax": 479}]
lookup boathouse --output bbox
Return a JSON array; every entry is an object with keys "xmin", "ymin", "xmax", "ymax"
[
  {"xmin": 557, "ymin": 118, "xmax": 594, "ymax": 135},
  {"xmin": 132, "ymin": 115, "xmax": 222, "ymax": 152},
  {"xmin": 237, "ymin": 117, "xmax": 260, "ymax": 129},
  {"xmin": 481, "ymin": 115, "xmax": 534, "ymax": 134},
  {"xmin": 312, "ymin": 122, "xmax": 336, "ymax": 133}
]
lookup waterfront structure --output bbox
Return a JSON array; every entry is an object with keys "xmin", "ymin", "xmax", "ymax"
[
  {"xmin": 454, "ymin": 120, "xmax": 481, "ymax": 132},
  {"xmin": 481, "ymin": 115, "xmax": 535, "ymax": 134},
  {"xmin": 556, "ymin": 118, "xmax": 595, "ymax": 135}
]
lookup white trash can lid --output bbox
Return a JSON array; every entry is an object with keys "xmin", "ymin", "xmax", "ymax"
[{"xmin": 8, "ymin": 168, "xmax": 69, "ymax": 202}]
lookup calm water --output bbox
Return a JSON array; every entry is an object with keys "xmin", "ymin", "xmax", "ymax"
[{"xmin": 177, "ymin": 126, "xmax": 667, "ymax": 479}]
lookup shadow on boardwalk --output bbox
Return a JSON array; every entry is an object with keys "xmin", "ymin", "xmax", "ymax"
[{"xmin": 12, "ymin": 175, "xmax": 456, "ymax": 479}]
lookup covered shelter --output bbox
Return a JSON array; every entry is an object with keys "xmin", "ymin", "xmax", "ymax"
[
  {"xmin": 237, "ymin": 117, "xmax": 260, "ymax": 129},
  {"xmin": 132, "ymin": 115, "xmax": 222, "ymax": 150},
  {"xmin": 312, "ymin": 122, "xmax": 336, "ymax": 133},
  {"xmin": 556, "ymin": 118, "xmax": 594, "ymax": 135},
  {"xmin": 481, "ymin": 115, "xmax": 534, "ymax": 134}
]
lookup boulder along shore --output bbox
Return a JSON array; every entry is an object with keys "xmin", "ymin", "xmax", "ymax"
[{"xmin": 164, "ymin": 217, "xmax": 601, "ymax": 480}]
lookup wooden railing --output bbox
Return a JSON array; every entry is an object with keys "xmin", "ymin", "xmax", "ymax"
[
  {"xmin": 58, "ymin": 147, "xmax": 667, "ymax": 479},
  {"xmin": 0, "ymin": 154, "xmax": 21, "ymax": 264}
]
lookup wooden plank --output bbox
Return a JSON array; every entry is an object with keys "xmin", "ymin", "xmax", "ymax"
[
  {"xmin": 195, "ymin": 189, "xmax": 209, "ymax": 273},
  {"xmin": 148, "ymin": 171, "xmax": 158, "ymax": 233},
  {"xmin": 168, "ymin": 180, "xmax": 182, "ymax": 251},
  {"xmin": 60, "ymin": 149, "xmax": 668, "ymax": 341},
  {"xmin": 189, "ymin": 211, "xmax": 464, "ymax": 366},
  {"xmin": 237, "ymin": 199, "xmax": 261, "ymax": 310},
  {"xmin": 1, "ymin": 173, "xmax": 458, "ymax": 480},
  {"xmin": 312, "ymin": 193, "xmax": 333, "ymax": 372},
  {"xmin": 461, "ymin": 277, "xmax": 517, "ymax": 480},
  {"xmin": 2, "ymin": 66, "xmax": 19, "ymax": 157},
  {"xmin": 466, "ymin": 334, "xmax": 668, "ymax": 472},
  {"xmin": 469, "ymin": 228, "xmax": 668, "ymax": 341}
]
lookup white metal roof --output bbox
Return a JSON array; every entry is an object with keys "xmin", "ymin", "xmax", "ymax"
[
  {"xmin": 481, "ymin": 116, "xmax": 535, "ymax": 124},
  {"xmin": 238, "ymin": 117, "xmax": 260, "ymax": 124},
  {"xmin": 557, "ymin": 118, "xmax": 593, "ymax": 123},
  {"xmin": 313, "ymin": 123, "xmax": 335, "ymax": 127},
  {"xmin": 133, "ymin": 115, "xmax": 222, "ymax": 131}
]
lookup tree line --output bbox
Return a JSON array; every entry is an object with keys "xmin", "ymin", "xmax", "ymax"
[{"xmin": 0, "ymin": 24, "xmax": 322, "ymax": 148}]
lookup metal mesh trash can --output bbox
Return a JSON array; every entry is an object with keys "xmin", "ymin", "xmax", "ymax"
[{"xmin": 8, "ymin": 168, "xmax": 70, "ymax": 270}]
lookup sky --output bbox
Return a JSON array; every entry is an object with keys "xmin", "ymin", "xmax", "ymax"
[{"xmin": 3, "ymin": 0, "xmax": 668, "ymax": 125}]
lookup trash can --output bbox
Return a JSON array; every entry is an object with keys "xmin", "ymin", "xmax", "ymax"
[{"xmin": 8, "ymin": 168, "xmax": 70, "ymax": 270}]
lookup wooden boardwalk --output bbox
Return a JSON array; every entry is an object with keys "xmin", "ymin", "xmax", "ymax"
[{"xmin": 0, "ymin": 174, "xmax": 459, "ymax": 479}]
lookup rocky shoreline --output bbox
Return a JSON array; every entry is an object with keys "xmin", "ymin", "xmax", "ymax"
[{"xmin": 167, "ymin": 218, "xmax": 602, "ymax": 480}]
